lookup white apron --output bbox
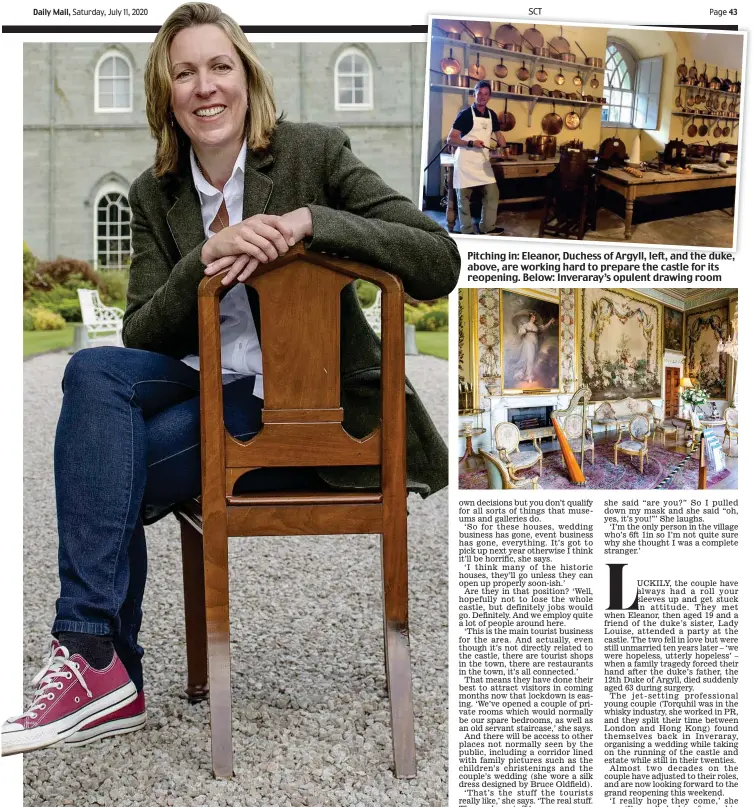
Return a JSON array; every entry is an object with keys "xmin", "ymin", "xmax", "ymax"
[{"xmin": 453, "ymin": 106, "xmax": 496, "ymax": 189}]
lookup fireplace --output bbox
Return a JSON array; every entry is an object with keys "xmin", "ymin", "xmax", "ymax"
[{"xmin": 508, "ymin": 405, "xmax": 554, "ymax": 431}]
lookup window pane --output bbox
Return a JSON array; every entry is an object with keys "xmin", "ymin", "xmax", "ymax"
[
  {"xmin": 354, "ymin": 89, "xmax": 364, "ymax": 104},
  {"xmin": 339, "ymin": 88, "xmax": 351, "ymax": 104},
  {"xmin": 114, "ymin": 57, "xmax": 129, "ymax": 77},
  {"xmin": 620, "ymin": 105, "xmax": 632, "ymax": 123}
]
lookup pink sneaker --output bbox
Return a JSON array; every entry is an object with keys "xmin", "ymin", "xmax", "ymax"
[
  {"xmin": 61, "ymin": 690, "xmax": 146, "ymax": 747},
  {"xmin": 1, "ymin": 640, "xmax": 137, "ymax": 756}
]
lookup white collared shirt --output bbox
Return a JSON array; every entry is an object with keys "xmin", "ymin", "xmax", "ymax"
[{"xmin": 181, "ymin": 141, "xmax": 264, "ymax": 398}]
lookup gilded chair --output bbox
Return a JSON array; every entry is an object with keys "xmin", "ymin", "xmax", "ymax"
[
  {"xmin": 614, "ymin": 414, "xmax": 651, "ymax": 473},
  {"xmin": 653, "ymin": 420, "xmax": 678, "ymax": 446},
  {"xmin": 480, "ymin": 449, "xmax": 539, "ymax": 490},
  {"xmin": 494, "ymin": 422, "xmax": 543, "ymax": 475},
  {"xmin": 175, "ymin": 245, "xmax": 416, "ymax": 779},
  {"xmin": 688, "ymin": 410, "xmax": 704, "ymax": 450},
  {"xmin": 723, "ymin": 407, "xmax": 738, "ymax": 452}
]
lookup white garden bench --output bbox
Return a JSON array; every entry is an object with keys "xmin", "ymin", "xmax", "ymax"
[{"xmin": 77, "ymin": 288, "xmax": 124, "ymax": 346}]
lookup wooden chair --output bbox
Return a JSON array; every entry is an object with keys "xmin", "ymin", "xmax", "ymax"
[
  {"xmin": 538, "ymin": 150, "xmax": 596, "ymax": 240},
  {"xmin": 174, "ymin": 245, "xmax": 416, "ymax": 779},
  {"xmin": 614, "ymin": 414, "xmax": 651, "ymax": 473},
  {"xmin": 480, "ymin": 449, "xmax": 539, "ymax": 490}
]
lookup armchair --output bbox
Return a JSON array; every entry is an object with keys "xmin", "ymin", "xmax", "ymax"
[
  {"xmin": 494, "ymin": 422, "xmax": 543, "ymax": 476},
  {"xmin": 614, "ymin": 414, "xmax": 651, "ymax": 473},
  {"xmin": 480, "ymin": 449, "xmax": 539, "ymax": 490},
  {"xmin": 723, "ymin": 407, "xmax": 738, "ymax": 452}
]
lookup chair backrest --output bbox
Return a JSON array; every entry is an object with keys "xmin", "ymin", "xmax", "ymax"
[
  {"xmin": 725, "ymin": 407, "xmax": 738, "ymax": 427},
  {"xmin": 556, "ymin": 150, "xmax": 591, "ymax": 194},
  {"xmin": 77, "ymin": 289, "xmax": 98, "ymax": 326},
  {"xmin": 480, "ymin": 449, "xmax": 512, "ymax": 490},
  {"xmin": 197, "ymin": 244, "xmax": 405, "ymax": 503},
  {"xmin": 629, "ymin": 414, "xmax": 650, "ymax": 440},
  {"xmin": 494, "ymin": 422, "xmax": 520, "ymax": 455}
]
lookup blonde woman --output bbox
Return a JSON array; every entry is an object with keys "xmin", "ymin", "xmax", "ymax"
[{"xmin": 3, "ymin": 3, "xmax": 459, "ymax": 755}]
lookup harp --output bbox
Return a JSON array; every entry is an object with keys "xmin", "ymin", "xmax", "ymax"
[{"xmin": 551, "ymin": 386, "xmax": 591, "ymax": 486}]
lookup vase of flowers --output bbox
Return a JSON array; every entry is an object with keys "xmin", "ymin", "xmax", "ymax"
[{"xmin": 681, "ymin": 386, "xmax": 709, "ymax": 415}]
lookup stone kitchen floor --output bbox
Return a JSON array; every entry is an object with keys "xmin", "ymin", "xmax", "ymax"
[{"xmin": 425, "ymin": 206, "xmax": 735, "ymax": 247}]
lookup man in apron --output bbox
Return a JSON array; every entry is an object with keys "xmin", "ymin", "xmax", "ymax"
[{"xmin": 447, "ymin": 80, "xmax": 506, "ymax": 235}]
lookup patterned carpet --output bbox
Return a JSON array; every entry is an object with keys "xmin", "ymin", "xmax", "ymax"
[{"xmin": 460, "ymin": 442, "xmax": 730, "ymax": 490}]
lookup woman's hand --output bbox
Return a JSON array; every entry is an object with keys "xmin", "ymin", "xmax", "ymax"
[
  {"xmin": 203, "ymin": 208, "xmax": 313, "ymax": 286},
  {"xmin": 201, "ymin": 213, "xmax": 295, "ymax": 285}
]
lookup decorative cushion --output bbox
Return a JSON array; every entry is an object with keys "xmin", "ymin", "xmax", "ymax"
[
  {"xmin": 508, "ymin": 451, "xmax": 540, "ymax": 470},
  {"xmin": 569, "ymin": 437, "xmax": 594, "ymax": 451},
  {"xmin": 618, "ymin": 440, "xmax": 646, "ymax": 452}
]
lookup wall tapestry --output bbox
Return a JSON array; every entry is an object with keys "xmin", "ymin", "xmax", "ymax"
[
  {"xmin": 580, "ymin": 289, "xmax": 661, "ymax": 401},
  {"xmin": 686, "ymin": 303, "xmax": 728, "ymax": 398}
]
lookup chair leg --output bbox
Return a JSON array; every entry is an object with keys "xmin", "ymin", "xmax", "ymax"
[
  {"xmin": 203, "ymin": 517, "xmax": 234, "ymax": 778},
  {"xmin": 179, "ymin": 518, "xmax": 209, "ymax": 702},
  {"xmin": 381, "ymin": 515, "xmax": 417, "ymax": 779}
]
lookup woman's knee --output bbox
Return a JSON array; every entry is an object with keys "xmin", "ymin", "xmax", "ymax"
[{"xmin": 62, "ymin": 347, "xmax": 125, "ymax": 392}]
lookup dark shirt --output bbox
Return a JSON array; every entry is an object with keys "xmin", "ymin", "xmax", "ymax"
[{"xmin": 452, "ymin": 104, "xmax": 501, "ymax": 137}]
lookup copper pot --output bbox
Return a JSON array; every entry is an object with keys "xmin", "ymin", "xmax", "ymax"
[{"xmin": 502, "ymin": 43, "xmax": 523, "ymax": 53}]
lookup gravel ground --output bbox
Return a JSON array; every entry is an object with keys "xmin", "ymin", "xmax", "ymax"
[{"xmin": 22, "ymin": 351, "xmax": 449, "ymax": 807}]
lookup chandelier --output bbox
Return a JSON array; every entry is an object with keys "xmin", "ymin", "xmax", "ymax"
[{"xmin": 718, "ymin": 315, "xmax": 738, "ymax": 361}]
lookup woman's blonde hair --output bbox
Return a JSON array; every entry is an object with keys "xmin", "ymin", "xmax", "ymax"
[{"xmin": 144, "ymin": 3, "xmax": 277, "ymax": 176}]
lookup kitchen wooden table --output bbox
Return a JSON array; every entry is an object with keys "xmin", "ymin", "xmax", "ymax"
[
  {"xmin": 594, "ymin": 165, "xmax": 737, "ymax": 240},
  {"xmin": 441, "ymin": 153, "xmax": 558, "ymax": 232}
]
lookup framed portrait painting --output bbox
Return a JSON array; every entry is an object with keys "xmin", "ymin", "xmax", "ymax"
[
  {"xmin": 663, "ymin": 306, "xmax": 684, "ymax": 353},
  {"xmin": 501, "ymin": 290, "xmax": 560, "ymax": 393}
]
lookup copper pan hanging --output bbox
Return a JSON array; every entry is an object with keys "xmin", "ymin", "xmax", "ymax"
[
  {"xmin": 434, "ymin": 19, "xmax": 465, "ymax": 38},
  {"xmin": 721, "ymin": 69, "xmax": 732, "ymax": 92},
  {"xmin": 522, "ymin": 23, "xmax": 544, "ymax": 49},
  {"xmin": 713, "ymin": 121, "xmax": 723, "ymax": 137},
  {"xmin": 542, "ymin": 103, "xmax": 564, "ymax": 135},
  {"xmin": 573, "ymin": 70, "xmax": 583, "ymax": 87},
  {"xmin": 687, "ymin": 116, "xmax": 698, "ymax": 137},
  {"xmin": 550, "ymin": 26, "xmax": 570, "ymax": 55},
  {"xmin": 530, "ymin": 83, "xmax": 544, "ymax": 97},
  {"xmin": 495, "ymin": 23, "xmax": 523, "ymax": 49},
  {"xmin": 516, "ymin": 60, "xmax": 530, "ymax": 81},
  {"xmin": 440, "ymin": 48, "xmax": 461, "ymax": 75},
  {"xmin": 468, "ymin": 53, "xmax": 486, "ymax": 80},
  {"xmin": 535, "ymin": 63, "xmax": 548, "ymax": 82},
  {"xmin": 590, "ymin": 73, "xmax": 600, "ymax": 89},
  {"xmin": 494, "ymin": 57, "xmax": 508, "ymax": 79},
  {"xmin": 700, "ymin": 63, "xmax": 709, "ymax": 84},
  {"xmin": 675, "ymin": 90, "xmax": 682, "ymax": 108},
  {"xmin": 554, "ymin": 63, "xmax": 566, "ymax": 86},
  {"xmin": 709, "ymin": 67, "xmax": 721, "ymax": 90},
  {"xmin": 677, "ymin": 57, "xmax": 687, "ymax": 78},
  {"xmin": 698, "ymin": 119, "xmax": 708, "ymax": 137},
  {"xmin": 565, "ymin": 108, "xmax": 581, "ymax": 130},
  {"xmin": 459, "ymin": 21, "xmax": 496, "ymax": 48},
  {"xmin": 723, "ymin": 123, "xmax": 731, "ymax": 136},
  {"xmin": 499, "ymin": 97, "xmax": 516, "ymax": 132},
  {"xmin": 688, "ymin": 60, "xmax": 698, "ymax": 80}
]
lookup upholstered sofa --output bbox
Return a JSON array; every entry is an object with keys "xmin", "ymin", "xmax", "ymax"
[{"xmin": 592, "ymin": 398, "xmax": 657, "ymax": 434}]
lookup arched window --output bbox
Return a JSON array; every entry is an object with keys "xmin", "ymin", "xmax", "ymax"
[
  {"xmin": 334, "ymin": 48, "xmax": 373, "ymax": 110},
  {"xmin": 602, "ymin": 40, "xmax": 637, "ymax": 125},
  {"xmin": 94, "ymin": 184, "xmax": 131, "ymax": 269},
  {"xmin": 95, "ymin": 50, "xmax": 133, "ymax": 112}
]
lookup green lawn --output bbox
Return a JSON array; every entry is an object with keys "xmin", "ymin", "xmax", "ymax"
[
  {"xmin": 24, "ymin": 323, "xmax": 448, "ymax": 361},
  {"xmin": 416, "ymin": 330, "xmax": 448, "ymax": 360},
  {"xmin": 23, "ymin": 324, "xmax": 76, "ymax": 357}
]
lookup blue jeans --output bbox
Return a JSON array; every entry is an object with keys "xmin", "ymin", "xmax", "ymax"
[{"xmin": 52, "ymin": 347, "xmax": 318, "ymax": 691}]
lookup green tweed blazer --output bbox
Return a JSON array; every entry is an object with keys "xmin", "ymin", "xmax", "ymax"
[{"xmin": 124, "ymin": 120, "xmax": 461, "ymax": 499}]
